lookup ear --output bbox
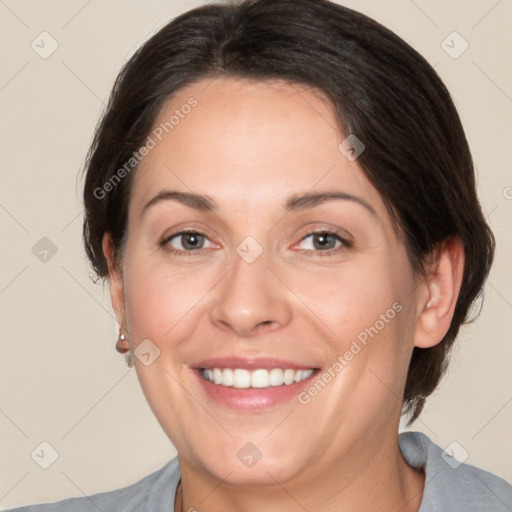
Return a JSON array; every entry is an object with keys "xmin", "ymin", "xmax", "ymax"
[
  {"xmin": 413, "ymin": 237, "xmax": 465, "ymax": 349},
  {"xmin": 102, "ymin": 233, "xmax": 128, "ymax": 351}
]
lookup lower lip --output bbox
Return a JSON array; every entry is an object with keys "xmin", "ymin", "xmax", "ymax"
[{"xmin": 194, "ymin": 369, "xmax": 318, "ymax": 411}]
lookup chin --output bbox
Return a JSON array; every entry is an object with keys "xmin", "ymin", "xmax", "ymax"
[{"xmin": 188, "ymin": 439, "xmax": 305, "ymax": 486}]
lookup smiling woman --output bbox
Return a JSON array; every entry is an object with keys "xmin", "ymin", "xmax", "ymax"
[{"xmin": 8, "ymin": 0, "xmax": 511, "ymax": 511}]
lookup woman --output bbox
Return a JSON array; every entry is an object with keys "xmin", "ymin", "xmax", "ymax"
[{"xmin": 9, "ymin": 0, "xmax": 511, "ymax": 510}]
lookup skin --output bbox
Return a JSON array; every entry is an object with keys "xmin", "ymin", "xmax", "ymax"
[{"xmin": 103, "ymin": 77, "xmax": 465, "ymax": 512}]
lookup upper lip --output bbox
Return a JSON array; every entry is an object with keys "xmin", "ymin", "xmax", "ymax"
[{"xmin": 190, "ymin": 357, "xmax": 319, "ymax": 370}]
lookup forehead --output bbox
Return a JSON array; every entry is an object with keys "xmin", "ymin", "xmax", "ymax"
[{"xmin": 130, "ymin": 77, "xmax": 387, "ymax": 221}]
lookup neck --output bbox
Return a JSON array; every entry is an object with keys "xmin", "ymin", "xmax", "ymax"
[{"xmin": 175, "ymin": 430, "xmax": 424, "ymax": 512}]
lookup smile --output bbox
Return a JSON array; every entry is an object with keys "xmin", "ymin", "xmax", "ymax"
[{"xmin": 200, "ymin": 367, "xmax": 315, "ymax": 388}]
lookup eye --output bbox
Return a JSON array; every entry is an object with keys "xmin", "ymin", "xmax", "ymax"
[
  {"xmin": 162, "ymin": 231, "xmax": 214, "ymax": 254},
  {"xmin": 295, "ymin": 230, "xmax": 351, "ymax": 255}
]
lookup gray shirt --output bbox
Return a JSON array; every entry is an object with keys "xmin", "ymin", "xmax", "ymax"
[{"xmin": 8, "ymin": 432, "xmax": 511, "ymax": 511}]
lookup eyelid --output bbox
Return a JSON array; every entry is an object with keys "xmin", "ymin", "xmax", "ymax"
[
  {"xmin": 160, "ymin": 222, "xmax": 217, "ymax": 244},
  {"xmin": 161, "ymin": 229, "xmax": 208, "ymax": 244},
  {"xmin": 294, "ymin": 223, "xmax": 353, "ymax": 244}
]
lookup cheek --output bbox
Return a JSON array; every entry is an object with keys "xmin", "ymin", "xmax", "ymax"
[
  {"xmin": 288, "ymin": 259, "xmax": 402, "ymax": 342},
  {"xmin": 122, "ymin": 256, "xmax": 213, "ymax": 344},
  {"xmin": 286, "ymin": 252, "xmax": 417, "ymax": 393}
]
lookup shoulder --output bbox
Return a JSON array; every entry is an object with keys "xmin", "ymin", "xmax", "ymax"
[
  {"xmin": 6, "ymin": 457, "xmax": 181, "ymax": 512},
  {"xmin": 399, "ymin": 431, "xmax": 512, "ymax": 511}
]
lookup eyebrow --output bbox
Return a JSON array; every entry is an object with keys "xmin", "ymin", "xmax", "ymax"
[
  {"xmin": 286, "ymin": 191, "xmax": 376, "ymax": 216},
  {"xmin": 141, "ymin": 190, "xmax": 216, "ymax": 218},
  {"xmin": 141, "ymin": 189, "xmax": 377, "ymax": 218}
]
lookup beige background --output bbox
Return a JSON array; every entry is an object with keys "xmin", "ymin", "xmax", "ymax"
[{"xmin": 1, "ymin": 0, "xmax": 511, "ymax": 508}]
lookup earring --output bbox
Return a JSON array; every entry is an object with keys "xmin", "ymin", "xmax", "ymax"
[{"xmin": 116, "ymin": 330, "xmax": 134, "ymax": 368}]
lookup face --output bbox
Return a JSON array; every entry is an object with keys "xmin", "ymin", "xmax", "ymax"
[{"xmin": 109, "ymin": 77, "xmax": 424, "ymax": 485}]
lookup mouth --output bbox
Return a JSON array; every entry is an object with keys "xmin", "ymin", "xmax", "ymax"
[
  {"xmin": 199, "ymin": 367, "xmax": 315, "ymax": 388},
  {"xmin": 190, "ymin": 357, "xmax": 320, "ymax": 411}
]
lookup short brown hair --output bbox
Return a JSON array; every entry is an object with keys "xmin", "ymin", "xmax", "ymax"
[{"xmin": 82, "ymin": 0, "xmax": 495, "ymax": 422}]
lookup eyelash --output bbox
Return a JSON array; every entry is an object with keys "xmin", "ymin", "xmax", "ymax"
[{"xmin": 160, "ymin": 229, "xmax": 352, "ymax": 258}]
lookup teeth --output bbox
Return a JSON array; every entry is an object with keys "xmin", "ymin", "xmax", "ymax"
[
  {"xmin": 234, "ymin": 369, "xmax": 251, "ymax": 388},
  {"xmin": 213, "ymin": 368, "xmax": 223, "ymax": 385},
  {"xmin": 283, "ymin": 369, "xmax": 296, "ymax": 385},
  {"xmin": 222, "ymin": 368, "xmax": 234, "ymax": 386},
  {"xmin": 201, "ymin": 368, "xmax": 314, "ymax": 388},
  {"xmin": 251, "ymin": 369, "xmax": 269, "ymax": 388}
]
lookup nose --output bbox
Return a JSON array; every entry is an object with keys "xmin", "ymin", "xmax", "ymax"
[{"xmin": 209, "ymin": 249, "xmax": 293, "ymax": 338}]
